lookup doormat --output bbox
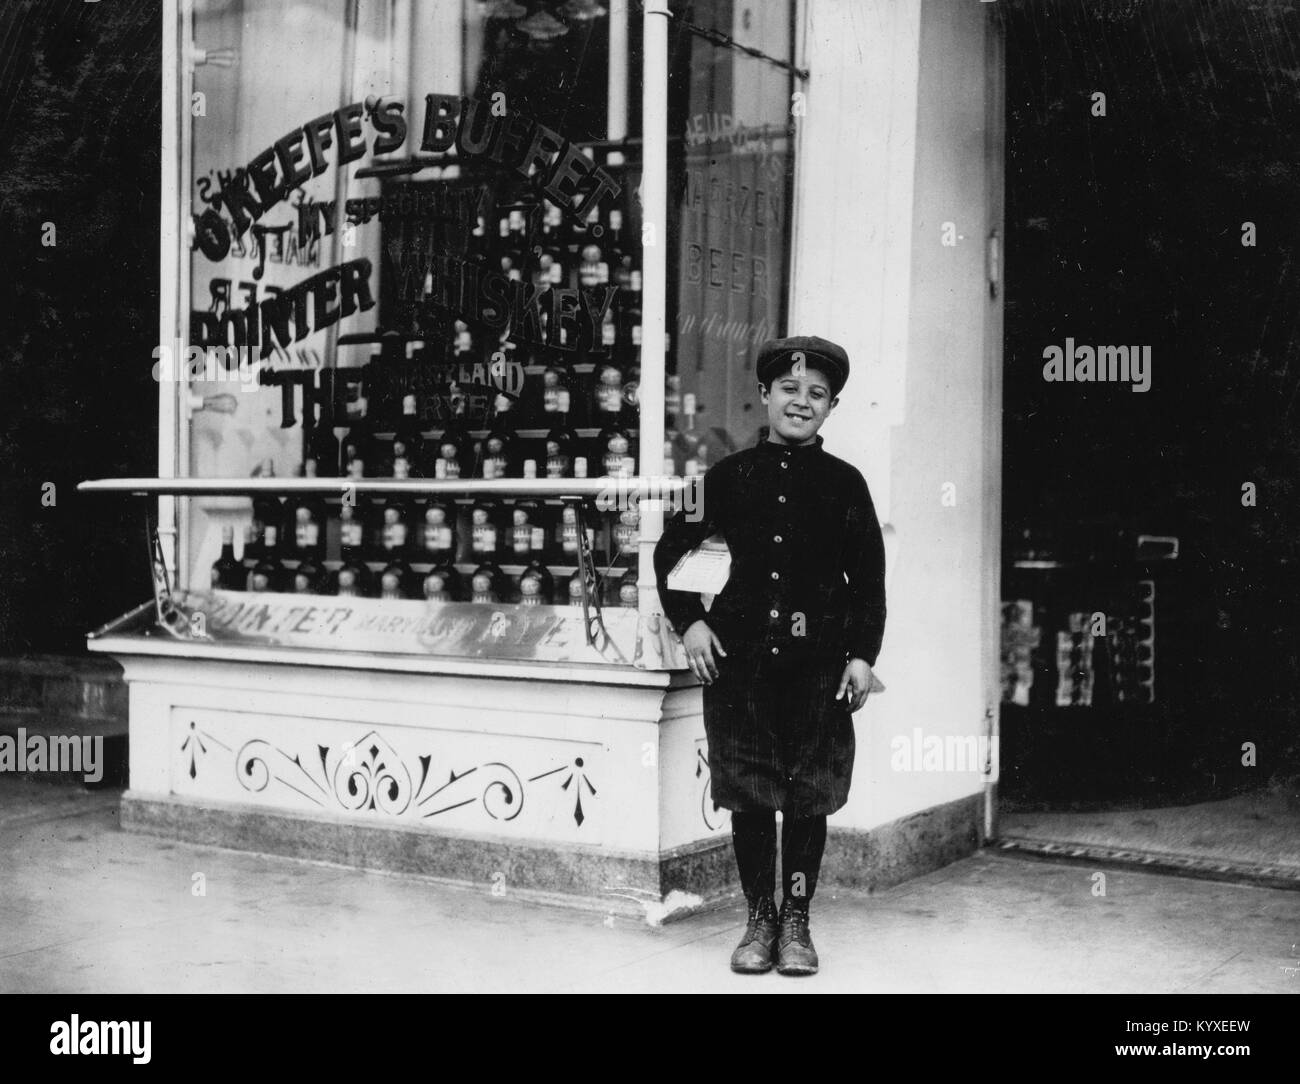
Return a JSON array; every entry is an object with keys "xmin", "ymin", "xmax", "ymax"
[{"xmin": 992, "ymin": 837, "xmax": 1300, "ymax": 891}]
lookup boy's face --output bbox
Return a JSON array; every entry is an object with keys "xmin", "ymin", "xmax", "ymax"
[{"xmin": 760, "ymin": 364, "xmax": 837, "ymax": 444}]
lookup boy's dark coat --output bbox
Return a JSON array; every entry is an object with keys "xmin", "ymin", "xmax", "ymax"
[{"xmin": 653, "ymin": 437, "xmax": 886, "ymax": 815}]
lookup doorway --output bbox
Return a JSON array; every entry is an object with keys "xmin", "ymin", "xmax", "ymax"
[{"xmin": 994, "ymin": 0, "xmax": 1300, "ymax": 882}]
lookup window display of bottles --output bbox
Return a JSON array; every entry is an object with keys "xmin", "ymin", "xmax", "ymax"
[
  {"xmin": 314, "ymin": 357, "xmax": 701, "ymax": 486},
  {"xmin": 212, "ymin": 485, "xmax": 643, "ymax": 607}
]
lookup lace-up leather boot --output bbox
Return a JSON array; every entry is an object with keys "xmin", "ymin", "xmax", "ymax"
[
  {"xmin": 775, "ymin": 900, "xmax": 819, "ymax": 975},
  {"xmin": 729, "ymin": 894, "xmax": 779, "ymax": 973}
]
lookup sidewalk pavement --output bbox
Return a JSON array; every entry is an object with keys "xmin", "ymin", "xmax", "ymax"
[{"xmin": 1, "ymin": 778, "xmax": 1296, "ymax": 994}]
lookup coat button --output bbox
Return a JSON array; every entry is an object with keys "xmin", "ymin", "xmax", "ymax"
[
  {"xmin": 771, "ymin": 647, "xmax": 780, "ymax": 655},
  {"xmin": 771, "ymin": 571, "xmax": 780, "ymax": 580},
  {"xmin": 770, "ymin": 609, "xmax": 779, "ymax": 618},
  {"xmin": 774, "ymin": 535, "xmax": 783, "ymax": 543},
  {"xmin": 780, "ymin": 462, "xmax": 788, "ymax": 470}
]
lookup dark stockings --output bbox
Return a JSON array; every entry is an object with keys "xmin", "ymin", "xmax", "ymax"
[{"xmin": 731, "ymin": 811, "xmax": 828, "ymax": 910}]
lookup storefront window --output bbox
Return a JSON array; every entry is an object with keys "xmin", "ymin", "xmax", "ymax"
[
  {"xmin": 181, "ymin": 0, "xmax": 643, "ymax": 608},
  {"xmin": 666, "ymin": 0, "xmax": 798, "ymax": 467}
]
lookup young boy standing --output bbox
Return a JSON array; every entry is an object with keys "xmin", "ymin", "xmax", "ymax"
[{"xmin": 653, "ymin": 336, "xmax": 887, "ymax": 976}]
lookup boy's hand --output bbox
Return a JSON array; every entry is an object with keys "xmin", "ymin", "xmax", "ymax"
[
  {"xmin": 682, "ymin": 620, "xmax": 727, "ymax": 684},
  {"xmin": 837, "ymin": 658, "xmax": 875, "ymax": 712}
]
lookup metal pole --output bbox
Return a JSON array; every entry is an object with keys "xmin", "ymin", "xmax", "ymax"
[
  {"xmin": 160, "ymin": 0, "xmax": 184, "ymax": 584},
  {"xmin": 606, "ymin": 0, "xmax": 629, "ymax": 163},
  {"xmin": 324, "ymin": 0, "xmax": 361, "ymax": 376},
  {"xmin": 637, "ymin": 0, "xmax": 671, "ymax": 614}
]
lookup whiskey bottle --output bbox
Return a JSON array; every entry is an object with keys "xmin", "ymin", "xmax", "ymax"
[
  {"xmin": 378, "ymin": 556, "xmax": 413, "ymax": 600},
  {"xmin": 469, "ymin": 499, "xmax": 500, "ymax": 560},
  {"xmin": 558, "ymin": 501, "xmax": 595, "ymax": 564},
  {"xmin": 541, "ymin": 358, "xmax": 575, "ymax": 420},
  {"xmin": 421, "ymin": 560, "xmax": 462, "ymax": 602},
  {"xmin": 612, "ymin": 503, "xmax": 640, "ymax": 563},
  {"xmin": 452, "ymin": 319, "xmax": 476, "ymax": 358},
  {"xmin": 429, "ymin": 423, "xmax": 470, "ymax": 480},
  {"xmin": 621, "ymin": 360, "xmax": 640, "ymax": 426},
  {"xmin": 378, "ymin": 499, "xmax": 413, "ymax": 558},
  {"xmin": 479, "ymin": 394, "xmax": 519, "ymax": 479},
  {"xmin": 544, "ymin": 423, "xmax": 579, "ymax": 479},
  {"xmin": 251, "ymin": 458, "xmax": 283, "ymax": 551},
  {"xmin": 578, "ymin": 242, "xmax": 609, "ymax": 289},
  {"xmin": 305, "ymin": 409, "xmax": 341, "ymax": 478},
  {"xmin": 335, "ymin": 514, "xmax": 372, "ymax": 598},
  {"xmin": 241, "ymin": 523, "xmax": 260, "ymax": 587},
  {"xmin": 518, "ymin": 552, "xmax": 554, "ymax": 607},
  {"xmin": 342, "ymin": 400, "xmax": 375, "ymax": 479},
  {"xmin": 290, "ymin": 460, "xmax": 327, "ymax": 561},
  {"xmin": 418, "ymin": 500, "xmax": 457, "ymax": 564},
  {"xmin": 250, "ymin": 524, "xmax": 283, "ymax": 592},
  {"xmin": 616, "ymin": 568, "xmax": 639, "ymax": 608},
  {"xmin": 290, "ymin": 557, "xmax": 324, "ymax": 595},
  {"xmin": 565, "ymin": 569, "xmax": 590, "ymax": 607},
  {"xmin": 508, "ymin": 500, "xmax": 541, "ymax": 563},
  {"xmin": 598, "ymin": 425, "xmax": 634, "ymax": 477},
  {"xmin": 210, "ymin": 525, "xmax": 244, "ymax": 590},
  {"xmin": 593, "ymin": 360, "xmax": 625, "ymax": 425},
  {"xmin": 390, "ymin": 394, "xmax": 424, "ymax": 478},
  {"xmin": 469, "ymin": 561, "xmax": 506, "ymax": 604}
]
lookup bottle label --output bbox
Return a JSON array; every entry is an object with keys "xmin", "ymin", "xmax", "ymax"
[
  {"xmin": 383, "ymin": 523, "xmax": 408, "ymax": 549},
  {"xmin": 511, "ymin": 525, "xmax": 532, "ymax": 555},
  {"xmin": 604, "ymin": 451, "xmax": 625, "ymax": 476},
  {"xmin": 296, "ymin": 521, "xmax": 320, "ymax": 549},
  {"xmin": 341, "ymin": 521, "xmax": 363, "ymax": 548},
  {"xmin": 486, "ymin": 455, "xmax": 508, "ymax": 478},
  {"xmin": 472, "ymin": 524, "xmax": 497, "ymax": 552},
  {"xmin": 562, "ymin": 522, "xmax": 579, "ymax": 554},
  {"xmin": 598, "ymin": 385, "xmax": 622, "ymax": 413},
  {"xmin": 546, "ymin": 454, "xmax": 570, "ymax": 478},
  {"xmin": 441, "ymin": 457, "xmax": 461, "ymax": 479},
  {"xmin": 423, "ymin": 525, "xmax": 452, "ymax": 553},
  {"xmin": 614, "ymin": 523, "xmax": 638, "ymax": 549}
]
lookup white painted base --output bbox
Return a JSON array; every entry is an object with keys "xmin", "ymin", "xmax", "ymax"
[{"xmin": 93, "ymin": 642, "xmax": 730, "ymax": 874}]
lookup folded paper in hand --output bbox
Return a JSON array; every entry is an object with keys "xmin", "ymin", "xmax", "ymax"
[{"xmin": 666, "ymin": 535, "xmax": 732, "ymax": 595}]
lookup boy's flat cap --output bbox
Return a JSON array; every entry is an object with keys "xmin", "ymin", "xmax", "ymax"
[{"xmin": 755, "ymin": 335, "xmax": 850, "ymax": 395}]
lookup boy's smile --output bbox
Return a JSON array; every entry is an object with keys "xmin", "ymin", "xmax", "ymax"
[{"xmin": 760, "ymin": 366, "xmax": 838, "ymax": 445}]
